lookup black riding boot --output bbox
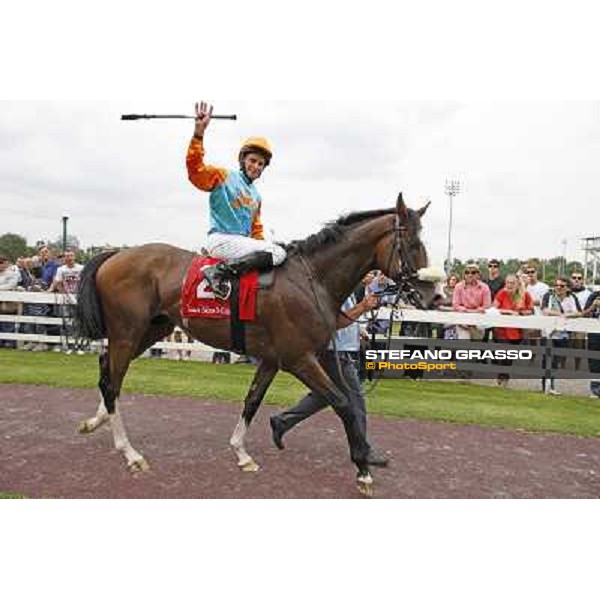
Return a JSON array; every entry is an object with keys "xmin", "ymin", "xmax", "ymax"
[
  {"xmin": 202, "ymin": 251, "xmax": 274, "ymax": 300},
  {"xmin": 227, "ymin": 251, "xmax": 274, "ymax": 276}
]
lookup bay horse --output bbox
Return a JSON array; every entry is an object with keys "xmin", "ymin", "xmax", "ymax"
[{"xmin": 74, "ymin": 193, "xmax": 434, "ymax": 496}]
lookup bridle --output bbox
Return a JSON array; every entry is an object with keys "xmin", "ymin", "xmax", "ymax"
[
  {"xmin": 335, "ymin": 211, "xmax": 428, "ymax": 325},
  {"xmin": 357, "ymin": 212, "xmax": 429, "ymax": 390},
  {"xmin": 382, "ymin": 212, "xmax": 427, "ymax": 311},
  {"xmin": 298, "ymin": 210, "xmax": 429, "ymax": 394}
]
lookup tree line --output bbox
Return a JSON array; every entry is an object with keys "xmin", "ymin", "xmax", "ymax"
[
  {"xmin": 0, "ymin": 233, "xmax": 130, "ymax": 264},
  {"xmin": 446, "ymin": 257, "xmax": 590, "ymax": 285},
  {"xmin": 0, "ymin": 232, "xmax": 595, "ymax": 286}
]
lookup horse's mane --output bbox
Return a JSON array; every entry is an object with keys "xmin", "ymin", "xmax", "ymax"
[{"xmin": 284, "ymin": 208, "xmax": 398, "ymax": 257}]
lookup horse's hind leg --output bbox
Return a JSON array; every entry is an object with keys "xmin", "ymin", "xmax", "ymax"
[
  {"xmin": 102, "ymin": 338, "xmax": 150, "ymax": 472},
  {"xmin": 230, "ymin": 361, "xmax": 278, "ymax": 472},
  {"xmin": 79, "ymin": 321, "xmax": 174, "ymax": 471},
  {"xmin": 78, "ymin": 352, "xmax": 110, "ymax": 434},
  {"xmin": 106, "ymin": 323, "xmax": 174, "ymax": 471}
]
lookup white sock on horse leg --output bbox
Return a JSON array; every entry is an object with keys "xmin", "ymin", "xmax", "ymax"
[
  {"xmin": 110, "ymin": 408, "xmax": 145, "ymax": 468},
  {"xmin": 230, "ymin": 417, "xmax": 255, "ymax": 468},
  {"xmin": 91, "ymin": 394, "xmax": 109, "ymax": 426},
  {"xmin": 79, "ymin": 393, "xmax": 109, "ymax": 433}
]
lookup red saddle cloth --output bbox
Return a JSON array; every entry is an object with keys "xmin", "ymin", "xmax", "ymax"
[{"xmin": 180, "ymin": 256, "xmax": 260, "ymax": 320}]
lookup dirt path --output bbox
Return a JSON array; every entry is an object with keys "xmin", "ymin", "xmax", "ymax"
[{"xmin": 1, "ymin": 384, "xmax": 599, "ymax": 498}]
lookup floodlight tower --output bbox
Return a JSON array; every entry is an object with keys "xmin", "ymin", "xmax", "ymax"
[
  {"xmin": 444, "ymin": 179, "xmax": 461, "ymax": 274},
  {"xmin": 581, "ymin": 236, "xmax": 600, "ymax": 286},
  {"xmin": 62, "ymin": 216, "xmax": 69, "ymax": 252},
  {"xmin": 561, "ymin": 238, "xmax": 567, "ymax": 276}
]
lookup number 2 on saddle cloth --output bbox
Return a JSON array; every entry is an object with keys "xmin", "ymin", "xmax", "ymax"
[{"xmin": 180, "ymin": 256, "xmax": 260, "ymax": 321}]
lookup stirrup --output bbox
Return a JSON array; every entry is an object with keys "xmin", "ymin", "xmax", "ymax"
[
  {"xmin": 212, "ymin": 280, "xmax": 232, "ymax": 301},
  {"xmin": 201, "ymin": 265, "xmax": 232, "ymax": 301}
]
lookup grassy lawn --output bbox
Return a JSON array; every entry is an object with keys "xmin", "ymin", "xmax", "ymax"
[
  {"xmin": 0, "ymin": 492, "xmax": 27, "ymax": 499},
  {"xmin": 1, "ymin": 349, "xmax": 599, "ymax": 437}
]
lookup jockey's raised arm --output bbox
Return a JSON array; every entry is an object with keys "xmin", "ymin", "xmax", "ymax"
[
  {"xmin": 186, "ymin": 137, "xmax": 229, "ymax": 191},
  {"xmin": 185, "ymin": 100, "xmax": 286, "ymax": 300}
]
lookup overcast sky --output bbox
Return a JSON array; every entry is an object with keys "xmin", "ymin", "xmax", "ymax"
[
  {"xmin": 3, "ymin": 0, "xmax": 600, "ymax": 586},
  {"xmin": 1, "ymin": 100, "xmax": 599, "ymax": 266}
]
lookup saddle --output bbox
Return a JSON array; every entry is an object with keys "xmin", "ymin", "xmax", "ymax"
[{"xmin": 180, "ymin": 253, "xmax": 276, "ymax": 355}]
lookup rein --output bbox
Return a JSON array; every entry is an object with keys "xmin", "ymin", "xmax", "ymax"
[
  {"xmin": 389, "ymin": 214, "xmax": 428, "ymax": 310},
  {"xmin": 337, "ymin": 212, "xmax": 426, "ymax": 325},
  {"xmin": 360, "ymin": 213, "xmax": 428, "ymax": 392},
  {"xmin": 299, "ymin": 212, "xmax": 429, "ymax": 395},
  {"xmin": 298, "ymin": 252, "xmax": 338, "ymax": 337},
  {"xmin": 297, "ymin": 252, "xmax": 353, "ymax": 394}
]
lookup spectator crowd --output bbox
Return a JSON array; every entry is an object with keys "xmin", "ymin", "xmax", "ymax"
[
  {"xmin": 2, "ymin": 249, "xmax": 600, "ymax": 399},
  {"xmin": 0, "ymin": 245, "xmax": 84, "ymax": 354},
  {"xmin": 351, "ymin": 260, "xmax": 600, "ymax": 399}
]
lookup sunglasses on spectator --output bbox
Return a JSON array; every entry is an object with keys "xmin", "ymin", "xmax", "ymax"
[
  {"xmin": 488, "ymin": 263, "xmax": 499, "ymax": 268},
  {"xmin": 525, "ymin": 269, "xmax": 536, "ymax": 274},
  {"xmin": 571, "ymin": 276, "xmax": 583, "ymax": 280},
  {"xmin": 464, "ymin": 270, "xmax": 479, "ymax": 274}
]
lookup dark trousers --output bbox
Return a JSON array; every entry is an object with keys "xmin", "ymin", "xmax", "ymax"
[
  {"xmin": 276, "ymin": 350, "xmax": 369, "ymax": 447},
  {"xmin": 588, "ymin": 333, "xmax": 600, "ymax": 396},
  {"xmin": 20, "ymin": 303, "xmax": 50, "ymax": 342},
  {"xmin": 56, "ymin": 304, "xmax": 85, "ymax": 350},
  {"xmin": 495, "ymin": 338, "xmax": 522, "ymax": 382},
  {"xmin": 541, "ymin": 337, "xmax": 569, "ymax": 390},
  {"xmin": 0, "ymin": 320, "xmax": 16, "ymax": 348}
]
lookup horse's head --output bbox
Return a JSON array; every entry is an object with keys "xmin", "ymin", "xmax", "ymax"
[
  {"xmin": 374, "ymin": 193, "xmax": 440, "ymax": 308},
  {"xmin": 284, "ymin": 200, "xmax": 440, "ymax": 309}
]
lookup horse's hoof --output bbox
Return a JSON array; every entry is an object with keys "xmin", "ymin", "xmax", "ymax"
[
  {"xmin": 357, "ymin": 480, "xmax": 374, "ymax": 498},
  {"xmin": 239, "ymin": 459, "xmax": 260, "ymax": 473},
  {"xmin": 78, "ymin": 420, "xmax": 94, "ymax": 434},
  {"xmin": 357, "ymin": 472, "xmax": 374, "ymax": 498},
  {"xmin": 129, "ymin": 458, "xmax": 150, "ymax": 473},
  {"xmin": 78, "ymin": 417, "xmax": 108, "ymax": 435}
]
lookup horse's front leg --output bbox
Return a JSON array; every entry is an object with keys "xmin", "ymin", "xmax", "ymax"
[
  {"xmin": 230, "ymin": 360, "xmax": 278, "ymax": 472},
  {"xmin": 288, "ymin": 353, "xmax": 373, "ymax": 497},
  {"xmin": 78, "ymin": 393, "xmax": 109, "ymax": 434}
]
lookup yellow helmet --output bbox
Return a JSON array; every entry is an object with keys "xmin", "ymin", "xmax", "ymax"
[{"xmin": 239, "ymin": 136, "xmax": 273, "ymax": 166}]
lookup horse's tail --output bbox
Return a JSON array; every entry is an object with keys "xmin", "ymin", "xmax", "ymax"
[{"xmin": 74, "ymin": 251, "xmax": 119, "ymax": 340}]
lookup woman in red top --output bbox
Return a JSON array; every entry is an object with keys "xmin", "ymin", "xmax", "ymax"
[{"xmin": 492, "ymin": 274, "xmax": 534, "ymax": 386}]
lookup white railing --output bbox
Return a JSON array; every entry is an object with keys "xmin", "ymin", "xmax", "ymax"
[
  {"xmin": 2, "ymin": 290, "xmax": 600, "ymax": 353},
  {"xmin": 374, "ymin": 306, "xmax": 600, "ymax": 334},
  {"xmin": 0, "ymin": 290, "xmax": 229, "ymax": 360},
  {"xmin": 367, "ymin": 305, "xmax": 600, "ymax": 382}
]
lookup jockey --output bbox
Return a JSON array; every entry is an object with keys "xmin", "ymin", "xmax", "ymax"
[{"xmin": 186, "ymin": 100, "xmax": 287, "ymax": 299}]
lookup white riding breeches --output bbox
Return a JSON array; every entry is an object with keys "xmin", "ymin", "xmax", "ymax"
[{"xmin": 207, "ymin": 232, "xmax": 287, "ymax": 265}]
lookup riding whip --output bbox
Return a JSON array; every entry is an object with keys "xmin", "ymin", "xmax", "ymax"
[{"xmin": 121, "ymin": 113, "xmax": 237, "ymax": 121}]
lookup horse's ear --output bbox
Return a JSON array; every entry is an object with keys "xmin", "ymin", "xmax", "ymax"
[
  {"xmin": 416, "ymin": 201, "xmax": 431, "ymax": 218},
  {"xmin": 397, "ymin": 192, "xmax": 409, "ymax": 221}
]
